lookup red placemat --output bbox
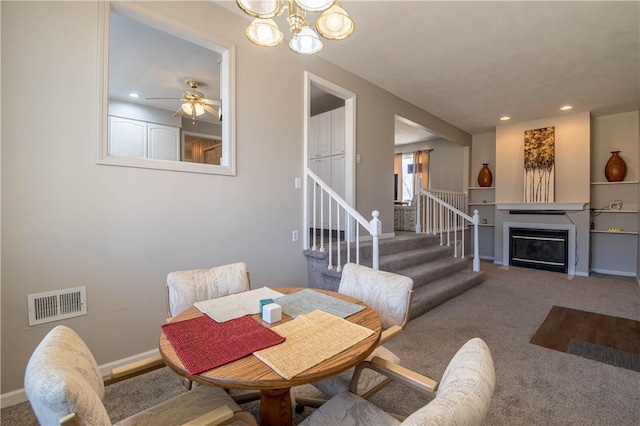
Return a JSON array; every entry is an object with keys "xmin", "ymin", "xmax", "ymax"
[{"xmin": 162, "ymin": 315, "xmax": 285, "ymax": 374}]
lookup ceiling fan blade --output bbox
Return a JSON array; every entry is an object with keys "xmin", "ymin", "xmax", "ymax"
[
  {"xmin": 173, "ymin": 107, "xmax": 187, "ymax": 117},
  {"xmin": 203, "ymin": 105, "xmax": 221, "ymax": 121},
  {"xmin": 202, "ymin": 98, "xmax": 221, "ymax": 106},
  {"xmin": 145, "ymin": 97, "xmax": 184, "ymax": 101}
]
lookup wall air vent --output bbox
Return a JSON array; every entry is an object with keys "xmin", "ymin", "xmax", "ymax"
[{"xmin": 28, "ymin": 286, "xmax": 87, "ymax": 326}]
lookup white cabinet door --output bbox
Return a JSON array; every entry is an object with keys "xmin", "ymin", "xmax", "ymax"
[
  {"xmin": 109, "ymin": 116, "xmax": 147, "ymax": 158},
  {"xmin": 331, "ymin": 107, "xmax": 345, "ymax": 155},
  {"xmin": 331, "ymin": 155, "xmax": 346, "ymax": 229},
  {"xmin": 310, "ymin": 111, "xmax": 332, "ymax": 158},
  {"xmin": 148, "ymin": 124, "xmax": 180, "ymax": 161}
]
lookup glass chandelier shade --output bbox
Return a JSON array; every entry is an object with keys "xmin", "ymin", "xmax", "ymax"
[
  {"xmin": 246, "ymin": 18, "xmax": 284, "ymax": 47},
  {"xmin": 295, "ymin": 0, "xmax": 335, "ymax": 13},
  {"xmin": 315, "ymin": 3, "xmax": 354, "ymax": 40},
  {"xmin": 289, "ymin": 26, "xmax": 323, "ymax": 54},
  {"xmin": 182, "ymin": 101, "xmax": 205, "ymax": 116},
  {"xmin": 236, "ymin": 0, "xmax": 354, "ymax": 54},
  {"xmin": 236, "ymin": 0, "xmax": 282, "ymax": 18}
]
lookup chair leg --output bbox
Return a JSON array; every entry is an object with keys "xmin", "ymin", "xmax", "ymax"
[
  {"xmin": 230, "ymin": 390, "xmax": 262, "ymax": 404},
  {"xmin": 180, "ymin": 377, "xmax": 193, "ymax": 390},
  {"xmin": 294, "ymin": 396, "xmax": 328, "ymax": 413}
]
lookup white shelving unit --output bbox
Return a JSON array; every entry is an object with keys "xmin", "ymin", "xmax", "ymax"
[{"xmin": 589, "ymin": 180, "xmax": 638, "ymax": 276}]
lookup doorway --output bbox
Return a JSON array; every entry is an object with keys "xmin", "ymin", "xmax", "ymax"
[{"xmin": 304, "ymin": 72, "xmax": 356, "ymax": 249}]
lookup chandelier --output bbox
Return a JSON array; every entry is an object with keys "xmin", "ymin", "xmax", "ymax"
[{"xmin": 236, "ymin": 0, "xmax": 355, "ymax": 55}]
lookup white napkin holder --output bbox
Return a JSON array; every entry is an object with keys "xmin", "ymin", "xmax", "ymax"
[{"xmin": 262, "ymin": 303, "xmax": 282, "ymax": 324}]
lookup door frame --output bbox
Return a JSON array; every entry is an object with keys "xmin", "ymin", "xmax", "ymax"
[{"xmin": 303, "ymin": 72, "xmax": 356, "ymax": 249}]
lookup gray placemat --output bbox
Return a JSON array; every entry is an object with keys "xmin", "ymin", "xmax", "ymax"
[{"xmin": 275, "ymin": 289, "xmax": 364, "ymax": 319}]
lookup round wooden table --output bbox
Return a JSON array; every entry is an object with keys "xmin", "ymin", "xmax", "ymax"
[{"xmin": 159, "ymin": 287, "xmax": 381, "ymax": 426}]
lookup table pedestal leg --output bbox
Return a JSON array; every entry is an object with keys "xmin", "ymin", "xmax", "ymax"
[{"xmin": 259, "ymin": 388, "xmax": 292, "ymax": 426}]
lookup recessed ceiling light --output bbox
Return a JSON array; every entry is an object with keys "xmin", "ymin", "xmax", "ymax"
[
  {"xmin": 500, "ymin": 116, "xmax": 511, "ymax": 121},
  {"xmin": 128, "ymin": 92, "xmax": 140, "ymax": 98},
  {"xmin": 560, "ymin": 105, "xmax": 573, "ymax": 111}
]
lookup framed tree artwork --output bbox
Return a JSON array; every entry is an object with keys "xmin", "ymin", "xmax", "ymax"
[{"xmin": 524, "ymin": 126, "xmax": 555, "ymax": 202}]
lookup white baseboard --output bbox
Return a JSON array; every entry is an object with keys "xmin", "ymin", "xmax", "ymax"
[
  {"xmin": 0, "ymin": 348, "xmax": 160, "ymax": 409},
  {"xmin": 590, "ymin": 268, "xmax": 637, "ymax": 277}
]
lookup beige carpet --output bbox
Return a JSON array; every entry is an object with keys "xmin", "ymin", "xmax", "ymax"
[{"xmin": 2, "ymin": 261, "xmax": 639, "ymax": 425}]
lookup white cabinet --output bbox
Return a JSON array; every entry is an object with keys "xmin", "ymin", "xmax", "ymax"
[
  {"xmin": 148, "ymin": 123, "xmax": 180, "ymax": 160},
  {"xmin": 109, "ymin": 116, "xmax": 146, "ymax": 158},
  {"xmin": 309, "ymin": 111, "xmax": 332, "ymax": 159},
  {"xmin": 330, "ymin": 107, "xmax": 345, "ymax": 155},
  {"xmin": 308, "ymin": 107, "xmax": 346, "ymax": 229},
  {"xmin": 109, "ymin": 116, "xmax": 180, "ymax": 161},
  {"xmin": 309, "ymin": 107, "xmax": 345, "ymax": 159}
]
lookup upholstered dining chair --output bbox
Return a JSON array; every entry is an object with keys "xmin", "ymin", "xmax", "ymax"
[
  {"xmin": 166, "ymin": 262, "xmax": 260, "ymax": 402},
  {"xmin": 299, "ymin": 337, "xmax": 496, "ymax": 426},
  {"xmin": 25, "ymin": 325, "xmax": 257, "ymax": 426},
  {"xmin": 166, "ymin": 262, "xmax": 251, "ymax": 319},
  {"xmin": 295, "ymin": 262, "xmax": 414, "ymax": 413}
]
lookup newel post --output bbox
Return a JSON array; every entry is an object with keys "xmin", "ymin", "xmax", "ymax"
[
  {"xmin": 370, "ymin": 210, "xmax": 381, "ymax": 270},
  {"xmin": 472, "ymin": 209, "xmax": 480, "ymax": 272}
]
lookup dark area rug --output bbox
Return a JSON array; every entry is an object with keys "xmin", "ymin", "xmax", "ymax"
[
  {"xmin": 530, "ymin": 305, "xmax": 640, "ymax": 371},
  {"xmin": 567, "ymin": 339, "xmax": 640, "ymax": 373}
]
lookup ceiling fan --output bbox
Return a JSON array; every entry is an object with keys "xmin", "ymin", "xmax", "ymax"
[{"xmin": 146, "ymin": 80, "xmax": 221, "ymax": 122}]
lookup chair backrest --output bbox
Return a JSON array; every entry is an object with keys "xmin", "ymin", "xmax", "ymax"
[
  {"xmin": 24, "ymin": 325, "xmax": 112, "ymax": 426},
  {"xmin": 166, "ymin": 262, "xmax": 251, "ymax": 317},
  {"xmin": 402, "ymin": 338, "xmax": 495, "ymax": 425},
  {"xmin": 338, "ymin": 263, "xmax": 413, "ymax": 330}
]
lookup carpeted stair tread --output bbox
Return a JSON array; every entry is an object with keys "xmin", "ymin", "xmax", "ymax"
[
  {"xmin": 409, "ymin": 269, "xmax": 485, "ymax": 319},
  {"xmin": 396, "ymin": 256, "xmax": 468, "ymax": 288},
  {"xmin": 378, "ymin": 245, "xmax": 454, "ymax": 272},
  {"xmin": 305, "ymin": 232, "xmax": 486, "ymax": 318}
]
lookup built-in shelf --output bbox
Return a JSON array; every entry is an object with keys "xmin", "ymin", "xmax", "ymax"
[
  {"xmin": 477, "ymin": 224, "xmax": 495, "ymax": 227},
  {"xmin": 592, "ymin": 209, "xmax": 639, "ymax": 213},
  {"xmin": 591, "ymin": 181, "xmax": 639, "ymax": 185},
  {"xmin": 468, "ymin": 187, "xmax": 495, "ymax": 190},
  {"xmin": 590, "ymin": 230, "xmax": 638, "ymax": 235},
  {"xmin": 468, "ymin": 202, "xmax": 495, "ymax": 206}
]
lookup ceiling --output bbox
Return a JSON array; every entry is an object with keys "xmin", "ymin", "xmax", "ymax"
[
  {"xmin": 218, "ymin": 0, "xmax": 639, "ymax": 138},
  {"xmin": 109, "ymin": 9, "xmax": 222, "ymax": 123}
]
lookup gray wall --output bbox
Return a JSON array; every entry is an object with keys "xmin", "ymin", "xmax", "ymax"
[
  {"xmin": 395, "ymin": 139, "xmax": 466, "ymax": 192},
  {"xmin": 0, "ymin": 1, "xmax": 470, "ymax": 395}
]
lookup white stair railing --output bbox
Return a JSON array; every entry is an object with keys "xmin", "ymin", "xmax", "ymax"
[
  {"xmin": 415, "ymin": 183, "xmax": 480, "ymax": 272},
  {"xmin": 306, "ymin": 168, "xmax": 381, "ymax": 270}
]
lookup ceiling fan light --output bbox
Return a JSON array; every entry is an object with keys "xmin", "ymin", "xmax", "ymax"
[
  {"xmin": 182, "ymin": 102, "xmax": 205, "ymax": 116},
  {"xmin": 289, "ymin": 26, "xmax": 323, "ymax": 54},
  {"xmin": 236, "ymin": 0, "xmax": 282, "ymax": 18},
  {"xmin": 294, "ymin": 0, "xmax": 335, "ymax": 13},
  {"xmin": 246, "ymin": 18, "xmax": 284, "ymax": 47},
  {"xmin": 316, "ymin": 3, "xmax": 354, "ymax": 40}
]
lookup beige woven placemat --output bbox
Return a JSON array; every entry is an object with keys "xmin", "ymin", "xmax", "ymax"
[
  {"xmin": 253, "ymin": 309, "xmax": 374, "ymax": 379},
  {"xmin": 194, "ymin": 287, "xmax": 284, "ymax": 322}
]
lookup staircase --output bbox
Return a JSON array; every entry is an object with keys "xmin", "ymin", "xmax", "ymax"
[{"xmin": 305, "ymin": 231, "xmax": 485, "ymax": 320}]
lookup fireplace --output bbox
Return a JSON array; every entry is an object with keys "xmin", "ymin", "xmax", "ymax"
[
  {"xmin": 502, "ymin": 222, "xmax": 576, "ymax": 275},
  {"xmin": 509, "ymin": 228, "xmax": 568, "ymax": 273}
]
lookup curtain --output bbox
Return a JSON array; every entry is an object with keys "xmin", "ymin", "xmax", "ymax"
[
  {"xmin": 393, "ymin": 153, "xmax": 403, "ymax": 201},
  {"xmin": 412, "ymin": 149, "xmax": 431, "ymax": 195}
]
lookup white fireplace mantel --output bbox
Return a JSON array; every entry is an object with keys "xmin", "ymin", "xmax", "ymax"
[{"xmin": 495, "ymin": 202, "xmax": 587, "ymax": 211}]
